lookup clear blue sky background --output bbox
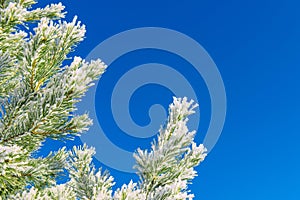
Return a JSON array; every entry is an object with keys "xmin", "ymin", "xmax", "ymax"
[{"xmin": 38, "ymin": 0, "xmax": 300, "ymax": 199}]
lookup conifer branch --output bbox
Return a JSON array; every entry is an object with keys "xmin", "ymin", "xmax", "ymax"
[{"xmin": 0, "ymin": 1, "xmax": 207, "ymax": 199}]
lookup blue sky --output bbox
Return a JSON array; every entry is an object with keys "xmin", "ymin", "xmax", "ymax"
[{"xmin": 39, "ymin": 0, "xmax": 300, "ymax": 199}]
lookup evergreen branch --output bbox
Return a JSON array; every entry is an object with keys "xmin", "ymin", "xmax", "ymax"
[
  {"xmin": 0, "ymin": 51, "xmax": 20, "ymax": 98},
  {"xmin": 0, "ymin": 57, "xmax": 106, "ymax": 149},
  {"xmin": 134, "ymin": 97, "xmax": 207, "ymax": 198},
  {"xmin": 0, "ymin": 144, "xmax": 30, "ymax": 196},
  {"xmin": 24, "ymin": 147, "xmax": 68, "ymax": 189},
  {"xmin": 24, "ymin": 3, "xmax": 65, "ymax": 22},
  {"xmin": 0, "ymin": 1, "xmax": 64, "ymax": 32},
  {"xmin": 0, "ymin": 0, "xmax": 36, "ymax": 9},
  {"xmin": 20, "ymin": 17, "xmax": 85, "ymax": 92},
  {"xmin": 10, "ymin": 184, "xmax": 76, "ymax": 200},
  {"xmin": 67, "ymin": 144, "xmax": 114, "ymax": 200},
  {"xmin": 0, "ymin": 1, "xmax": 207, "ymax": 199},
  {"xmin": 113, "ymin": 181, "xmax": 145, "ymax": 200}
]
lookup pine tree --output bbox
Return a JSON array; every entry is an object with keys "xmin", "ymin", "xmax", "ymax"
[{"xmin": 0, "ymin": 1, "xmax": 207, "ymax": 199}]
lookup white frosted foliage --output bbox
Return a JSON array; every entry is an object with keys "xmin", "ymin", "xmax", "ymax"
[{"xmin": 0, "ymin": 1, "xmax": 206, "ymax": 199}]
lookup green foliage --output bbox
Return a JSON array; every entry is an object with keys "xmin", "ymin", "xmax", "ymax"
[
  {"xmin": 0, "ymin": 0, "xmax": 106, "ymax": 197},
  {"xmin": 0, "ymin": 1, "xmax": 207, "ymax": 199}
]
